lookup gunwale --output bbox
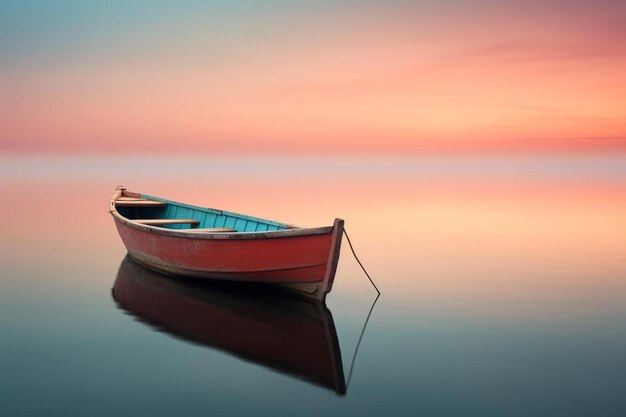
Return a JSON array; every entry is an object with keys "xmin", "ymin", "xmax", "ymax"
[{"xmin": 109, "ymin": 189, "xmax": 335, "ymax": 240}]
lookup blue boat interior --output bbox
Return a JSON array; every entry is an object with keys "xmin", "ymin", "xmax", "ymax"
[{"xmin": 116, "ymin": 194, "xmax": 291, "ymax": 232}]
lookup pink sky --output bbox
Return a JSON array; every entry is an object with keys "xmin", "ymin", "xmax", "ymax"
[{"xmin": 1, "ymin": 1, "xmax": 625, "ymax": 155}]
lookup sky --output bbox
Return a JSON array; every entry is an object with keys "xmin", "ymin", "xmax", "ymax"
[{"xmin": 1, "ymin": 0, "xmax": 625, "ymax": 155}]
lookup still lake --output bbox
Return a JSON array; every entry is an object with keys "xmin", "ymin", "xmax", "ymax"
[{"xmin": 1, "ymin": 154, "xmax": 625, "ymax": 416}]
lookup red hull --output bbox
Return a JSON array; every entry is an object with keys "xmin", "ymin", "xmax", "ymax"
[{"xmin": 110, "ymin": 189, "xmax": 344, "ymax": 299}]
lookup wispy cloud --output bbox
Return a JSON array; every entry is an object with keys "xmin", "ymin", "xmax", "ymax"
[{"xmin": 435, "ymin": 40, "xmax": 626, "ymax": 68}]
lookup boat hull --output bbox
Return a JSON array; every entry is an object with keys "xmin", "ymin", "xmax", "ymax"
[{"xmin": 110, "ymin": 190, "xmax": 344, "ymax": 300}]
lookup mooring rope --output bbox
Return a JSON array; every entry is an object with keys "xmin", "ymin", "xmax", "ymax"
[
  {"xmin": 345, "ymin": 293, "xmax": 380, "ymax": 388},
  {"xmin": 343, "ymin": 228, "xmax": 381, "ymax": 295}
]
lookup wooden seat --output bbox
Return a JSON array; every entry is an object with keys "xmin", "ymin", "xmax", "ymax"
[
  {"xmin": 117, "ymin": 197, "xmax": 148, "ymax": 201},
  {"xmin": 116, "ymin": 200, "xmax": 167, "ymax": 207},
  {"xmin": 179, "ymin": 227, "xmax": 237, "ymax": 233},
  {"xmin": 134, "ymin": 219, "xmax": 200, "ymax": 226}
]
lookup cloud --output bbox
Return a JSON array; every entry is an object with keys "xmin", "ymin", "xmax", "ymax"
[{"xmin": 435, "ymin": 39, "xmax": 626, "ymax": 69}]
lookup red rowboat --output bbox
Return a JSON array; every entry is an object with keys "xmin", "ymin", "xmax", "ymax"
[
  {"xmin": 109, "ymin": 187, "xmax": 344, "ymax": 300},
  {"xmin": 112, "ymin": 255, "xmax": 346, "ymax": 394}
]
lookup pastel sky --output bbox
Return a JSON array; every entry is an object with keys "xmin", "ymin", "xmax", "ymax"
[{"xmin": 1, "ymin": 0, "xmax": 625, "ymax": 155}]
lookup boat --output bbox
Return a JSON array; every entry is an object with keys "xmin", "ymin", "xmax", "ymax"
[
  {"xmin": 109, "ymin": 187, "xmax": 344, "ymax": 300},
  {"xmin": 112, "ymin": 255, "xmax": 346, "ymax": 394}
]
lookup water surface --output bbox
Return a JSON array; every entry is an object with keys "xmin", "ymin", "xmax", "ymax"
[{"xmin": 1, "ymin": 155, "xmax": 625, "ymax": 416}]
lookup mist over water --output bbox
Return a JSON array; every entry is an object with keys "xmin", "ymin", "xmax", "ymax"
[{"xmin": 1, "ymin": 155, "xmax": 625, "ymax": 416}]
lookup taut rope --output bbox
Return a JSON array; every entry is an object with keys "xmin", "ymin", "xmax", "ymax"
[{"xmin": 343, "ymin": 228, "xmax": 381, "ymax": 295}]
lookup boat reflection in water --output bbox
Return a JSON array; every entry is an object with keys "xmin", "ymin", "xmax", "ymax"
[{"xmin": 112, "ymin": 255, "xmax": 346, "ymax": 395}]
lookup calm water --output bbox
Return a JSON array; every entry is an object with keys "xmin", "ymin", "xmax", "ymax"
[{"xmin": 1, "ymin": 155, "xmax": 626, "ymax": 416}]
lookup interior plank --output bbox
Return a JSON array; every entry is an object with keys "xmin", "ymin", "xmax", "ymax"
[
  {"xmin": 117, "ymin": 197, "xmax": 150, "ymax": 201},
  {"xmin": 179, "ymin": 228, "xmax": 237, "ymax": 233},
  {"xmin": 134, "ymin": 219, "xmax": 200, "ymax": 225},
  {"xmin": 116, "ymin": 201, "xmax": 167, "ymax": 207}
]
